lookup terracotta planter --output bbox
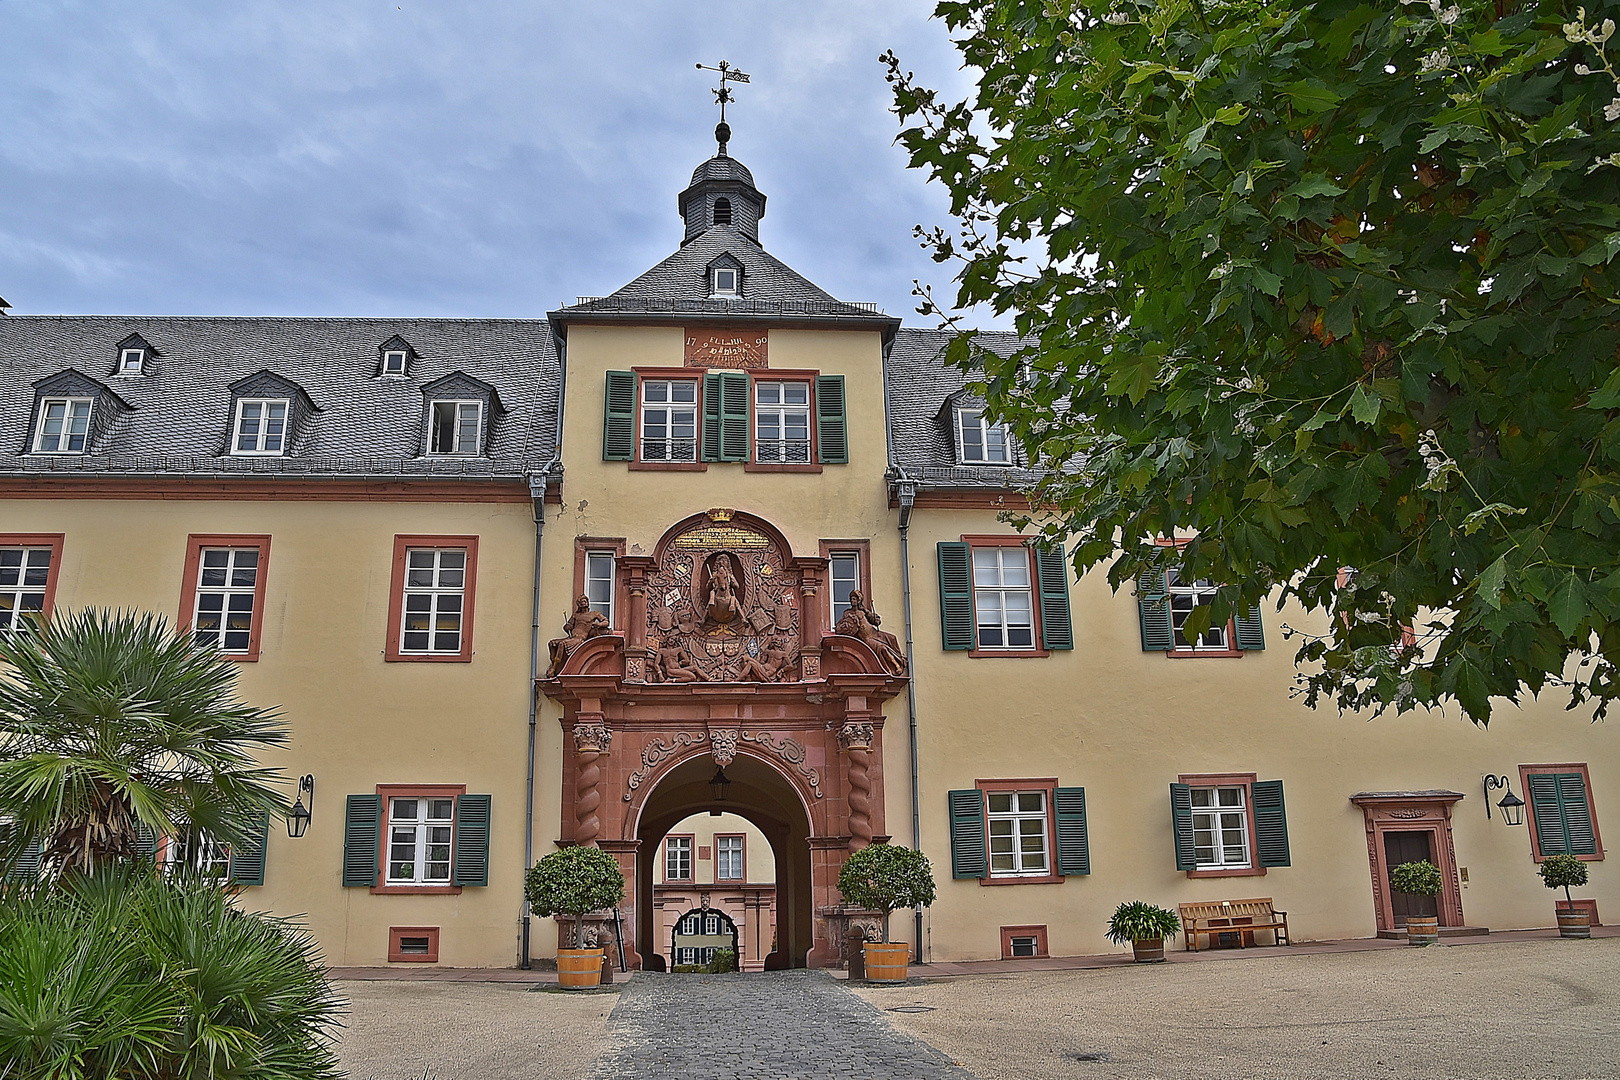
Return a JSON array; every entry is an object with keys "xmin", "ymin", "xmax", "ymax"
[
  {"xmin": 557, "ymin": 948, "xmax": 605, "ymax": 989},
  {"xmin": 1131, "ymin": 938, "xmax": 1166, "ymax": 963},
  {"xmin": 1404, "ymin": 916, "xmax": 1439, "ymax": 946},
  {"xmin": 1557, "ymin": 910, "xmax": 1592, "ymax": 939},
  {"xmin": 863, "ymin": 941, "xmax": 910, "ymax": 983}
]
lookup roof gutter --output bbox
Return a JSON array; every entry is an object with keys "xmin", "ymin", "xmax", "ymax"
[{"xmin": 547, "ymin": 309, "xmax": 902, "ymax": 347}]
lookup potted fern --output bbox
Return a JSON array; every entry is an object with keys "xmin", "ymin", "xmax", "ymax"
[
  {"xmin": 1389, "ymin": 859, "xmax": 1443, "ymax": 945},
  {"xmin": 1105, "ymin": 901, "xmax": 1181, "ymax": 963},
  {"xmin": 1539, "ymin": 854, "xmax": 1592, "ymax": 938},
  {"xmin": 525, "ymin": 845, "xmax": 625, "ymax": 988},
  {"xmin": 836, "ymin": 842, "xmax": 937, "ymax": 983}
]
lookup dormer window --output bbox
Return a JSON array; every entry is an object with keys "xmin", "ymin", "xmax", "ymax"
[
  {"xmin": 956, "ymin": 408, "xmax": 1012, "ymax": 465},
  {"xmin": 34, "ymin": 398, "xmax": 93, "ymax": 454},
  {"xmin": 429, "ymin": 400, "xmax": 482, "ymax": 455},
  {"xmin": 382, "ymin": 350, "xmax": 408, "ymax": 376},
  {"xmin": 713, "ymin": 197, "xmax": 732, "ymax": 226},
  {"xmin": 119, "ymin": 348, "xmax": 145, "ymax": 375},
  {"xmin": 711, "ymin": 267, "xmax": 739, "ymax": 297},
  {"xmin": 232, "ymin": 398, "xmax": 289, "ymax": 455}
]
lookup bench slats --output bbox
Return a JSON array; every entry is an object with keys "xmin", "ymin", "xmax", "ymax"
[{"xmin": 1176, "ymin": 898, "xmax": 1290, "ymax": 952}]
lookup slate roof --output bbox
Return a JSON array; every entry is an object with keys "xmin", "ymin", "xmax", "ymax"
[
  {"xmin": 0, "ymin": 316, "xmax": 558, "ymax": 479},
  {"xmin": 689, "ymin": 156, "xmax": 755, "ymax": 188},
  {"xmin": 885, "ymin": 328, "xmax": 1044, "ymax": 491}
]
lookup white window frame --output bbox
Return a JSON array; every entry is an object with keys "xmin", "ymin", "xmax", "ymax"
[
  {"xmin": 716, "ymin": 835, "xmax": 744, "ymax": 881},
  {"xmin": 191, "ymin": 547, "xmax": 260, "ymax": 654},
  {"xmin": 33, "ymin": 397, "xmax": 93, "ymax": 454},
  {"xmin": 1167, "ymin": 568, "xmax": 1230, "ymax": 650},
  {"xmin": 119, "ymin": 348, "xmax": 145, "ymax": 375},
  {"xmin": 1191, "ymin": 785, "xmax": 1251, "ymax": 869},
  {"xmin": 385, "ymin": 796, "xmax": 455, "ymax": 885},
  {"xmin": 639, "ymin": 379, "xmax": 699, "ymax": 462},
  {"xmin": 956, "ymin": 407, "xmax": 1012, "ymax": 465},
  {"xmin": 428, "ymin": 399, "xmax": 482, "ymax": 456},
  {"xmin": 399, "ymin": 547, "xmax": 467, "ymax": 655},
  {"xmin": 754, "ymin": 380, "xmax": 811, "ymax": 463},
  {"xmin": 1008, "ymin": 934, "xmax": 1040, "ymax": 957},
  {"xmin": 665, "ymin": 835, "xmax": 693, "ymax": 881},
  {"xmin": 585, "ymin": 551, "xmax": 615, "ymax": 626},
  {"xmin": 231, "ymin": 398, "xmax": 290, "ymax": 456},
  {"xmin": 829, "ymin": 552, "xmax": 860, "ymax": 626},
  {"xmin": 711, "ymin": 267, "xmax": 739, "ymax": 296},
  {"xmin": 165, "ymin": 829, "xmax": 230, "ymax": 881},
  {"xmin": 972, "ymin": 547, "xmax": 1035, "ymax": 650},
  {"xmin": 0, "ymin": 546, "xmax": 53, "ymax": 633},
  {"xmin": 382, "ymin": 350, "xmax": 409, "ymax": 376},
  {"xmin": 987, "ymin": 789, "xmax": 1050, "ymax": 877}
]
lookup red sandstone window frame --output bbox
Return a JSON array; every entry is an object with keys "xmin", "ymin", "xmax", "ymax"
[
  {"xmin": 1154, "ymin": 538, "xmax": 1243, "ymax": 658},
  {"xmin": 630, "ymin": 368, "xmax": 706, "ymax": 472},
  {"xmin": 384, "ymin": 535, "xmax": 479, "ymax": 663},
  {"xmin": 715, "ymin": 833, "xmax": 746, "ymax": 881},
  {"xmin": 1519, "ymin": 762, "xmax": 1605, "ymax": 862},
  {"xmin": 1178, "ymin": 772, "xmax": 1266, "ymax": 878},
  {"xmin": 820, "ymin": 539, "xmax": 872, "ymax": 629},
  {"xmin": 177, "ymin": 534, "xmax": 272, "ymax": 662},
  {"xmin": 745, "ymin": 370, "xmax": 823, "ymax": 474},
  {"xmin": 388, "ymin": 925, "xmax": 440, "ymax": 962},
  {"xmin": 975, "ymin": 778, "xmax": 1061, "ymax": 885},
  {"xmin": 0, "ymin": 533, "xmax": 65, "ymax": 631},
  {"xmin": 961, "ymin": 535, "xmax": 1050, "ymax": 659},
  {"xmin": 372, "ymin": 784, "xmax": 466, "ymax": 895},
  {"xmin": 573, "ymin": 537, "xmax": 628, "ymax": 633},
  {"xmin": 1000, "ymin": 924, "xmax": 1049, "ymax": 959},
  {"xmin": 664, "ymin": 833, "xmax": 694, "ymax": 882}
]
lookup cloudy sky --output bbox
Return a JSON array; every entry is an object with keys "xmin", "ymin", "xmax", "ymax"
[{"xmin": 0, "ymin": 1, "xmax": 997, "ymax": 326}]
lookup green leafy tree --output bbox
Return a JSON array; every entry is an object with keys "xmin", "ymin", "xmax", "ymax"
[
  {"xmin": 887, "ymin": 0, "xmax": 1620, "ymax": 723},
  {"xmin": 1389, "ymin": 858, "xmax": 1445, "ymax": 896},
  {"xmin": 0, "ymin": 609, "xmax": 289, "ymax": 876},
  {"xmin": 524, "ymin": 844, "xmax": 626, "ymax": 949},
  {"xmin": 836, "ymin": 842, "xmax": 937, "ymax": 943},
  {"xmin": 1539, "ymin": 850, "xmax": 1590, "ymax": 904}
]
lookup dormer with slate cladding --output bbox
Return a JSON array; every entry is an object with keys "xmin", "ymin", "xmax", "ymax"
[
  {"xmin": 113, "ymin": 333, "xmax": 157, "ymax": 378},
  {"xmin": 419, "ymin": 371, "xmax": 502, "ymax": 458},
  {"xmin": 377, "ymin": 335, "xmax": 418, "ymax": 379},
  {"xmin": 705, "ymin": 252, "xmax": 745, "ymax": 298},
  {"xmin": 23, "ymin": 369, "xmax": 132, "ymax": 456},
  {"xmin": 222, "ymin": 370, "xmax": 319, "ymax": 458}
]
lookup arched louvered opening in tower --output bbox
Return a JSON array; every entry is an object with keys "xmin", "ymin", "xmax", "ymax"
[{"xmin": 713, "ymin": 198, "xmax": 732, "ymax": 226}]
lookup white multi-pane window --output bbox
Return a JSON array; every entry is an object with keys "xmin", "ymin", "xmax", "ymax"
[
  {"xmin": 972, "ymin": 548, "xmax": 1034, "ymax": 649},
  {"xmin": 233, "ymin": 398, "xmax": 289, "ymax": 455},
  {"xmin": 956, "ymin": 408, "xmax": 1011, "ymax": 464},
  {"xmin": 711, "ymin": 267, "xmax": 739, "ymax": 295},
  {"xmin": 755, "ymin": 381, "xmax": 811, "ymax": 463},
  {"xmin": 665, "ymin": 835, "xmax": 693, "ymax": 880},
  {"xmin": 716, "ymin": 835, "xmax": 744, "ymax": 880},
  {"xmin": 34, "ymin": 398, "xmax": 93, "ymax": 454},
  {"xmin": 0, "ymin": 546, "xmax": 53, "ymax": 633},
  {"xmin": 387, "ymin": 797, "xmax": 454, "ymax": 884},
  {"xmin": 192, "ymin": 548, "xmax": 259, "ymax": 653},
  {"xmin": 119, "ymin": 348, "xmax": 145, "ymax": 374},
  {"xmin": 428, "ymin": 400, "xmax": 481, "ymax": 455},
  {"xmin": 382, "ymin": 350, "xmax": 408, "ymax": 375},
  {"xmin": 400, "ymin": 548, "xmax": 467, "ymax": 654},
  {"xmin": 829, "ymin": 553, "xmax": 860, "ymax": 625},
  {"xmin": 166, "ymin": 830, "xmax": 230, "ymax": 880},
  {"xmin": 1191, "ymin": 786, "xmax": 1250, "ymax": 868},
  {"xmin": 586, "ymin": 552, "xmax": 616, "ymax": 625},
  {"xmin": 640, "ymin": 380, "xmax": 698, "ymax": 462},
  {"xmin": 1167, "ymin": 568, "xmax": 1228, "ymax": 650},
  {"xmin": 988, "ymin": 791, "xmax": 1049, "ymax": 876}
]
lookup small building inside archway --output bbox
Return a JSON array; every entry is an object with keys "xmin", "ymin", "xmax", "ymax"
[{"xmin": 653, "ymin": 811, "xmax": 776, "ymax": 971}]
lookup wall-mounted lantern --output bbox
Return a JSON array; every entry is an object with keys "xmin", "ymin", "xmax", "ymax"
[
  {"xmin": 1483, "ymin": 774, "xmax": 1525, "ymax": 826},
  {"xmin": 288, "ymin": 774, "xmax": 315, "ymax": 838}
]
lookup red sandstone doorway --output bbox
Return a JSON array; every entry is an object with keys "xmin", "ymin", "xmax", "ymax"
[
  {"xmin": 1352, "ymin": 791, "xmax": 1469, "ymax": 935},
  {"xmin": 1383, "ymin": 830, "xmax": 1440, "ymax": 928}
]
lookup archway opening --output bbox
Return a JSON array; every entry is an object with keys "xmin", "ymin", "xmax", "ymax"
[
  {"xmin": 636, "ymin": 751, "xmax": 812, "ymax": 970},
  {"xmin": 651, "ymin": 810, "xmax": 776, "ymax": 971}
]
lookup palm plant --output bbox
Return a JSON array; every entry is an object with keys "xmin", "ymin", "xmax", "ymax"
[{"xmin": 0, "ymin": 609, "xmax": 290, "ymax": 876}]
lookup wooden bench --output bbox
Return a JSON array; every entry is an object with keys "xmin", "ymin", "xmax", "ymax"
[{"xmin": 1178, "ymin": 898, "xmax": 1290, "ymax": 952}]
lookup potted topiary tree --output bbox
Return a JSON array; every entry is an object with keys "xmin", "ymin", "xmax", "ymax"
[
  {"xmin": 525, "ymin": 845, "xmax": 625, "ymax": 989},
  {"xmin": 1105, "ymin": 901, "xmax": 1181, "ymax": 963},
  {"xmin": 1539, "ymin": 854, "xmax": 1592, "ymax": 939},
  {"xmin": 1389, "ymin": 859, "xmax": 1443, "ymax": 946},
  {"xmin": 836, "ymin": 842, "xmax": 937, "ymax": 983}
]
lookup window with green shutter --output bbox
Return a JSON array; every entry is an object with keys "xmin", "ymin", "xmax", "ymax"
[
  {"xmin": 602, "ymin": 371, "xmax": 636, "ymax": 461},
  {"xmin": 5, "ymin": 834, "xmax": 43, "ymax": 881},
  {"xmin": 1139, "ymin": 567, "xmax": 1173, "ymax": 651},
  {"xmin": 701, "ymin": 371, "xmax": 750, "ymax": 461},
  {"xmin": 815, "ymin": 375, "xmax": 848, "ymax": 464},
  {"xmin": 1235, "ymin": 605, "xmax": 1266, "ymax": 651},
  {"xmin": 453, "ymin": 794, "xmax": 492, "ymax": 887},
  {"xmin": 1526, "ymin": 770, "xmax": 1600, "ymax": 857},
  {"xmin": 1035, "ymin": 545, "xmax": 1073, "ymax": 651},
  {"xmin": 937, "ymin": 543, "xmax": 975, "ymax": 650},
  {"xmin": 1169, "ymin": 783, "xmax": 1196, "ymax": 870},
  {"xmin": 229, "ymin": 810, "xmax": 270, "ymax": 886},
  {"xmin": 1054, "ymin": 787, "xmax": 1090, "ymax": 875},
  {"xmin": 1252, "ymin": 780, "xmax": 1290, "ymax": 867},
  {"xmin": 948, "ymin": 789, "xmax": 988, "ymax": 879},
  {"xmin": 343, "ymin": 794, "xmax": 382, "ymax": 887}
]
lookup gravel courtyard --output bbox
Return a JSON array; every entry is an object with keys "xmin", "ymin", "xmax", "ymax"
[{"xmin": 334, "ymin": 937, "xmax": 1620, "ymax": 1080}]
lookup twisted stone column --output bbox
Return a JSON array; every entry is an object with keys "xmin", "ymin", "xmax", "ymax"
[
  {"xmin": 572, "ymin": 722, "xmax": 612, "ymax": 847},
  {"xmin": 839, "ymin": 722, "xmax": 875, "ymax": 850}
]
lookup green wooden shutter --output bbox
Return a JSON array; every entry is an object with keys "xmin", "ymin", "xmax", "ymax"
[
  {"xmin": 1235, "ymin": 604, "xmax": 1266, "ymax": 651},
  {"xmin": 229, "ymin": 810, "xmax": 270, "ymax": 886},
  {"xmin": 701, "ymin": 372, "xmax": 723, "ymax": 461},
  {"xmin": 1559, "ymin": 774, "xmax": 1598, "ymax": 856},
  {"xmin": 1252, "ymin": 780, "xmax": 1291, "ymax": 867},
  {"xmin": 453, "ymin": 794, "xmax": 492, "ymax": 887},
  {"xmin": 602, "ymin": 371, "xmax": 636, "ymax": 461},
  {"xmin": 719, "ymin": 371, "xmax": 750, "ymax": 461},
  {"xmin": 948, "ymin": 789, "xmax": 988, "ymax": 879},
  {"xmin": 1036, "ymin": 545, "xmax": 1074, "ymax": 651},
  {"xmin": 1139, "ymin": 567, "xmax": 1173, "ymax": 651},
  {"xmin": 1170, "ymin": 783, "xmax": 1196, "ymax": 871},
  {"xmin": 343, "ymin": 794, "xmax": 381, "ymax": 887},
  {"xmin": 937, "ymin": 542, "xmax": 976, "ymax": 651},
  {"xmin": 1529, "ymin": 773, "xmax": 1598, "ymax": 856},
  {"xmin": 8, "ymin": 836, "xmax": 43, "ymax": 881},
  {"xmin": 815, "ymin": 375, "xmax": 848, "ymax": 464},
  {"xmin": 1054, "ymin": 786, "xmax": 1090, "ymax": 876},
  {"xmin": 136, "ymin": 823, "xmax": 159, "ymax": 859}
]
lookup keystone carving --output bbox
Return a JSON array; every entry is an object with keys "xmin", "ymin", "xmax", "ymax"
[{"xmin": 709, "ymin": 728, "xmax": 739, "ymax": 767}]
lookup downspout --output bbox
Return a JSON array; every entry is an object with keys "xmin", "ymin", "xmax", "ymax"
[
  {"xmin": 520, "ymin": 462, "xmax": 554, "ymax": 970},
  {"xmin": 896, "ymin": 476, "xmax": 923, "ymax": 960}
]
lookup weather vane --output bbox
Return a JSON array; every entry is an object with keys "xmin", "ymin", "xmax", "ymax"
[{"xmin": 696, "ymin": 60, "xmax": 750, "ymax": 155}]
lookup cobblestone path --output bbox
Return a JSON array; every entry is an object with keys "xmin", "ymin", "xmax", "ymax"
[{"xmin": 591, "ymin": 971, "xmax": 975, "ymax": 1080}]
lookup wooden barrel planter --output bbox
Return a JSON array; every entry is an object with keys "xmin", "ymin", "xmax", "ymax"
[
  {"xmin": 1131, "ymin": 938, "xmax": 1166, "ymax": 963},
  {"xmin": 1405, "ymin": 916, "xmax": 1439, "ymax": 946},
  {"xmin": 557, "ymin": 948, "xmax": 605, "ymax": 989},
  {"xmin": 863, "ymin": 942, "xmax": 910, "ymax": 983},
  {"xmin": 1557, "ymin": 910, "xmax": 1592, "ymax": 939}
]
